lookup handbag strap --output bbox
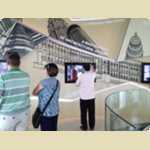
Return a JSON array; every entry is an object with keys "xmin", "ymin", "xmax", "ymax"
[{"xmin": 41, "ymin": 80, "xmax": 59, "ymax": 114}]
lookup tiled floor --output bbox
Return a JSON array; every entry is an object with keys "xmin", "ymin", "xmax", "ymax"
[
  {"xmin": 58, "ymin": 117, "xmax": 105, "ymax": 131},
  {"xmin": 29, "ymin": 117, "xmax": 104, "ymax": 131}
]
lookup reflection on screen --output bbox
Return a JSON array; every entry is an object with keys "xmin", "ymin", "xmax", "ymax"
[
  {"xmin": 67, "ymin": 65, "xmax": 85, "ymax": 82},
  {"xmin": 0, "ymin": 62, "xmax": 8, "ymax": 75}
]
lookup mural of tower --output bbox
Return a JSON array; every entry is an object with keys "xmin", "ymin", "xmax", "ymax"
[{"xmin": 126, "ymin": 32, "xmax": 143, "ymax": 59}]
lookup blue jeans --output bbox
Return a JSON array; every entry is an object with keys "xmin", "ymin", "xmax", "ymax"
[{"xmin": 40, "ymin": 115, "xmax": 58, "ymax": 131}]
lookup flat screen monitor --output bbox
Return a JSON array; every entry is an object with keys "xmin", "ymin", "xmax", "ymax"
[
  {"xmin": 0, "ymin": 60, "xmax": 8, "ymax": 76},
  {"xmin": 65, "ymin": 62, "xmax": 96, "ymax": 83},
  {"xmin": 141, "ymin": 63, "xmax": 150, "ymax": 83}
]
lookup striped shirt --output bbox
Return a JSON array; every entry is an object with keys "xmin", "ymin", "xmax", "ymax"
[{"xmin": 0, "ymin": 68, "xmax": 30, "ymax": 114}]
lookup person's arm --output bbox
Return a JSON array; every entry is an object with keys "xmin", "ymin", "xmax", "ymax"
[
  {"xmin": 93, "ymin": 73, "xmax": 97, "ymax": 83},
  {"xmin": 32, "ymin": 83, "xmax": 43, "ymax": 96},
  {"xmin": 76, "ymin": 75, "xmax": 81, "ymax": 86}
]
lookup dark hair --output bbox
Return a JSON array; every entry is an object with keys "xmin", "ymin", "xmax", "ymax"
[
  {"xmin": 45, "ymin": 63, "xmax": 59, "ymax": 77},
  {"xmin": 4, "ymin": 51, "xmax": 12, "ymax": 60},
  {"xmin": 6, "ymin": 51, "xmax": 20, "ymax": 66},
  {"xmin": 83, "ymin": 63, "xmax": 90, "ymax": 71}
]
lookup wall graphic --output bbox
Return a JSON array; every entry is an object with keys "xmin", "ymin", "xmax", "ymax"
[
  {"xmin": 0, "ymin": 18, "xmax": 143, "ymax": 91},
  {"xmin": 0, "ymin": 19, "xmax": 47, "ymax": 59},
  {"xmin": 126, "ymin": 32, "xmax": 143, "ymax": 60},
  {"xmin": 118, "ymin": 18, "xmax": 150, "ymax": 61}
]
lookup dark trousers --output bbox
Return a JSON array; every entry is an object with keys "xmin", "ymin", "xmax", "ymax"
[
  {"xmin": 40, "ymin": 115, "xmax": 58, "ymax": 131},
  {"xmin": 80, "ymin": 99, "xmax": 95, "ymax": 130}
]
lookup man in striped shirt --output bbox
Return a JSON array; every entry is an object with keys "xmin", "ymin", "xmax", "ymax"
[{"xmin": 0, "ymin": 51, "xmax": 30, "ymax": 131}]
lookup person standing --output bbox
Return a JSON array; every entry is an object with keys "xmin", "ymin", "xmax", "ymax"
[
  {"xmin": 32, "ymin": 63, "xmax": 60, "ymax": 131},
  {"xmin": 0, "ymin": 51, "xmax": 30, "ymax": 131},
  {"xmin": 76, "ymin": 63, "xmax": 96, "ymax": 131}
]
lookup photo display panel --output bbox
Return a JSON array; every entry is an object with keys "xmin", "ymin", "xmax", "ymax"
[
  {"xmin": 141, "ymin": 63, "xmax": 150, "ymax": 83},
  {"xmin": 65, "ymin": 62, "xmax": 96, "ymax": 83}
]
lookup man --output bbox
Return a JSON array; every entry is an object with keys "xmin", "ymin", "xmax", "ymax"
[
  {"xmin": 0, "ymin": 51, "xmax": 30, "ymax": 131},
  {"xmin": 76, "ymin": 63, "xmax": 96, "ymax": 131}
]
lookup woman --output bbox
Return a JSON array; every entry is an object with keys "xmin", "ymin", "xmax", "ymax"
[{"xmin": 32, "ymin": 63, "xmax": 60, "ymax": 131}]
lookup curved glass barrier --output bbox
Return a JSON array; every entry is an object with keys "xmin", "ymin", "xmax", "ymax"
[{"xmin": 105, "ymin": 88, "xmax": 150, "ymax": 131}]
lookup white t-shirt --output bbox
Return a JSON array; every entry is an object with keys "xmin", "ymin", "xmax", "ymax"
[{"xmin": 76, "ymin": 72, "xmax": 96, "ymax": 100}]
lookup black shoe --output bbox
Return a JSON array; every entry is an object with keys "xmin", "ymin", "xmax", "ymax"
[
  {"xmin": 80, "ymin": 126, "xmax": 87, "ymax": 131},
  {"xmin": 90, "ymin": 127, "xmax": 95, "ymax": 131},
  {"xmin": 89, "ymin": 127, "xmax": 95, "ymax": 131}
]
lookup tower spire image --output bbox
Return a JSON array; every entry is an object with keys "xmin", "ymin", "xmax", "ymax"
[{"xmin": 126, "ymin": 32, "xmax": 143, "ymax": 60}]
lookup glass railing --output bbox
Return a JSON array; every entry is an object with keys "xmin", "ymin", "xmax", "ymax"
[{"xmin": 105, "ymin": 88, "xmax": 150, "ymax": 131}]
